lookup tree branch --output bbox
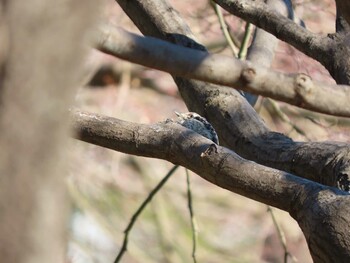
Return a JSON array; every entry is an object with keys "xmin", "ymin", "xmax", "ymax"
[
  {"xmin": 72, "ymin": 109, "xmax": 350, "ymax": 262},
  {"xmin": 71, "ymin": 110, "xmax": 323, "ymax": 211},
  {"xmin": 212, "ymin": 0, "xmax": 332, "ymax": 68},
  {"xmin": 213, "ymin": 0, "xmax": 350, "ymax": 85},
  {"xmin": 96, "ymin": 24, "xmax": 350, "ymax": 117},
  {"xmin": 335, "ymin": 0, "xmax": 350, "ymax": 27},
  {"xmin": 245, "ymin": 0, "xmax": 302, "ymax": 106},
  {"xmin": 114, "ymin": 0, "xmax": 350, "ymax": 191}
]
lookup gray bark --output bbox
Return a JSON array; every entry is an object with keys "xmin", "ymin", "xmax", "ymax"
[
  {"xmin": 115, "ymin": 0, "xmax": 350, "ymax": 191},
  {"xmin": 110, "ymin": 1, "xmax": 350, "ymax": 262},
  {"xmin": 214, "ymin": 0, "xmax": 350, "ymax": 85},
  {"xmin": 73, "ymin": 110, "xmax": 350, "ymax": 263},
  {"xmin": 96, "ymin": 25, "xmax": 350, "ymax": 117}
]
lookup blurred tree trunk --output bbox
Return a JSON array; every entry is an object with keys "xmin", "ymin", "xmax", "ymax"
[{"xmin": 0, "ymin": 0, "xmax": 96, "ymax": 262}]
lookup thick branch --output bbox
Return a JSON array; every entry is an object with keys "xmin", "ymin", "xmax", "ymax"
[
  {"xmin": 71, "ymin": 110, "xmax": 319, "ymax": 211},
  {"xmin": 115, "ymin": 0, "xmax": 350, "ymax": 190},
  {"xmin": 335, "ymin": 1, "xmax": 350, "ymax": 27},
  {"xmin": 96, "ymin": 25, "xmax": 350, "ymax": 117},
  {"xmin": 213, "ymin": 0, "xmax": 332, "ymax": 67},
  {"xmin": 214, "ymin": 0, "xmax": 350, "ymax": 85},
  {"xmin": 244, "ymin": 0, "xmax": 284, "ymax": 106},
  {"xmin": 72, "ymin": 110, "xmax": 350, "ymax": 262}
]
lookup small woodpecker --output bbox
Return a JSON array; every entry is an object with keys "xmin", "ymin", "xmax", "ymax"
[{"xmin": 174, "ymin": 111, "xmax": 219, "ymax": 145}]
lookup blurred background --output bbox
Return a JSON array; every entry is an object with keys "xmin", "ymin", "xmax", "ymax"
[{"xmin": 67, "ymin": 0, "xmax": 349, "ymax": 262}]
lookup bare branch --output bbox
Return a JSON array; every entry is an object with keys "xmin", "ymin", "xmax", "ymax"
[
  {"xmin": 212, "ymin": 3, "xmax": 239, "ymax": 56},
  {"xmin": 96, "ymin": 25, "xmax": 350, "ymax": 117},
  {"xmin": 186, "ymin": 169, "xmax": 198, "ymax": 263},
  {"xmin": 245, "ymin": 0, "xmax": 285, "ymax": 105},
  {"xmin": 335, "ymin": 0, "xmax": 350, "ymax": 27},
  {"xmin": 213, "ymin": 0, "xmax": 350, "ymax": 85},
  {"xmin": 114, "ymin": 0, "xmax": 350, "ymax": 191},
  {"xmin": 114, "ymin": 165, "xmax": 179, "ymax": 263},
  {"xmin": 72, "ymin": 109, "xmax": 350, "ymax": 262},
  {"xmin": 72, "ymin": 110, "xmax": 317, "ymax": 211},
  {"xmin": 212, "ymin": 0, "xmax": 332, "ymax": 66}
]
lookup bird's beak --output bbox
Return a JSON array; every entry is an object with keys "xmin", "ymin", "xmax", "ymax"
[{"xmin": 174, "ymin": 111, "xmax": 181, "ymax": 117}]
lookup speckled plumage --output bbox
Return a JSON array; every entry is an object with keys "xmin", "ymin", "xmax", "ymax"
[{"xmin": 175, "ymin": 112, "xmax": 219, "ymax": 145}]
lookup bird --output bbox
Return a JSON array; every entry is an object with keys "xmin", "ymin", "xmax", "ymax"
[{"xmin": 174, "ymin": 111, "xmax": 219, "ymax": 145}]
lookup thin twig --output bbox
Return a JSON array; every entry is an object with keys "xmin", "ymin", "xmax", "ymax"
[
  {"xmin": 212, "ymin": 2, "xmax": 239, "ymax": 56},
  {"xmin": 267, "ymin": 206, "xmax": 298, "ymax": 263},
  {"xmin": 114, "ymin": 165, "xmax": 179, "ymax": 263},
  {"xmin": 186, "ymin": 168, "xmax": 198, "ymax": 263},
  {"xmin": 238, "ymin": 22, "xmax": 254, "ymax": 60}
]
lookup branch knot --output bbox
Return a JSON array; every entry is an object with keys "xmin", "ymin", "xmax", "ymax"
[{"xmin": 201, "ymin": 144, "xmax": 218, "ymax": 157}]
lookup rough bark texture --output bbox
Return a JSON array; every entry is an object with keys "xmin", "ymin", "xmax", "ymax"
[
  {"xmin": 73, "ymin": 110, "xmax": 350, "ymax": 263},
  {"xmin": 115, "ymin": 0, "xmax": 350, "ymax": 190},
  {"xmin": 0, "ymin": 0, "xmax": 97, "ymax": 262},
  {"xmin": 244, "ymin": 0, "xmax": 283, "ymax": 106},
  {"xmin": 335, "ymin": 0, "xmax": 350, "ymax": 27},
  {"xmin": 214, "ymin": 0, "xmax": 350, "ymax": 85},
  {"xmin": 97, "ymin": 25, "xmax": 350, "ymax": 117},
  {"xmin": 71, "ymin": 110, "xmax": 329, "ymax": 211},
  {"xmin": 293, "ymin": 191, "xmax": 350, "ymax": 263},
  {"xmin": 109, "ymin": 0, "xmax": 350, "ymax": 261}
]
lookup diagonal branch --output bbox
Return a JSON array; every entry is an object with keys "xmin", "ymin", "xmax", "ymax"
[
  {"xmin": 96, "ymin": 24, "xmax": 350, "ymax": 117},
  {"xmin": 245, "ymin": 0, "xmax": 298, "ymax": 106},
  {"xmin": 72, "ymin": 109, "xmax": 350, "ymax": 263},
  {"xmin": 71, "ymin": 110, "xmax": 324, "ymax": 211},
  {"xmin": 212, "ymin": 0, "xmax": 333, "ymax": 68},
  {"xmin": 213, "ymin": 0, "xmax": 350, "ymax": 85},
  {"xmin": 114, "ymin": 0, "xmax": 350, "ymax": 191}
]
